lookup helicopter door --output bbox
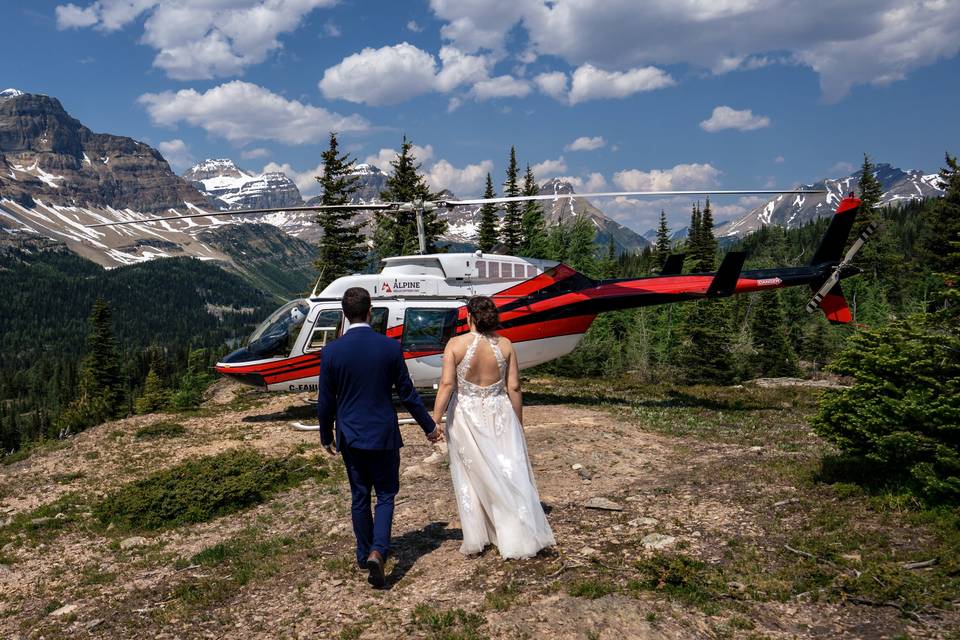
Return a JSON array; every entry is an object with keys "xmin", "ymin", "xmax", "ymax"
[
  {"xmin": 401, "ymin": 305, "xmax": 461, "ymax": 386},
  {"xmin": 304, "ymin": 309, "xmax": 343, "ymax": 352}
]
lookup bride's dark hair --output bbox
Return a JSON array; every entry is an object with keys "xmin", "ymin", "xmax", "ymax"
[{"xmin": 466, "ymin": 296, "xmax": 499, "ymax": 334}]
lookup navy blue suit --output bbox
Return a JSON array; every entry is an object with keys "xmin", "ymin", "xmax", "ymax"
[{"xmin": 317, "ymin": 325, "xmax": 436, "ymax": 565}]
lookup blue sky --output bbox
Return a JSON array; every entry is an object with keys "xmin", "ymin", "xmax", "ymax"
[{"xmin": 3, "ymin": 0, "xmax": 959, "ymax": 231}]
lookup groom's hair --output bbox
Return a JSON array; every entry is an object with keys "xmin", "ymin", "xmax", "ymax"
[{"xmin": 342, "ymin": 287, "xmax": 371, "ymax": 323}]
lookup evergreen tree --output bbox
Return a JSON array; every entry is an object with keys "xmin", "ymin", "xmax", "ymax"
[
  {"xmin": 135, "ymin": 367, "xmax": 169, "ymax": 414},
  {"xmin": 600, "ymin": 237, "xmax": 618, "ymax": 278},
  {"xmin": 477, "ymin": 172, "xmax": 499, "ymax": 252},
  {"xmin": 678, "ymin": 300, "xmax": 735, "ymax": 384},
  {"xmin": 654, "ymin": 210, "xmax": 671, "ymax": 270},
  {"xmin": 923, "ymin": 151, "xmax": 960, "ymax": 316},
  {"xmin": 374, "ymin": 136, "xmax": 446, "ymax": 256},
  {"xmin": 696, "ymin": 197, "xmax": 717, "ymax": 272},
  {"xmin": 857, "ymin": 153, "xmax": 884, "ymax": 225},
  {"xmin": 566, "ymin": 215, "xmax": 599, "ymax": 276},
  {"xmin": 856, "ymin": 153, "xmax": 896, "ymax": 282},
  {"xmin": 520, "ymin": 164, "xmax": 548, "ymax": 257},
  {"xmin": 501, "ymin": 147, "xmax": 523, "ymax": 253},
  {"xmin": 748, "ymin": 290, "xmax": 800, "ymax": 377},
  {"xmin": 686, "ymin": 202, "xmax": 702, "ymax": 272},
  {"xmin": 170, "ymin": 349, "xmax": 215, "ymax": 409},
  {"xmin": 314, "ymin": 132, "xmax": 366, "ymax": 290},
  {"xmin": 57, "ymin": 298, "xmax": 123, "ymax": 434}
]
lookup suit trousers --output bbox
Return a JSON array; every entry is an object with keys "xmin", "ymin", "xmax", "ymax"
[{"xmin": 340, "ymin": 446, "xmax": 401, "ymax": 566}]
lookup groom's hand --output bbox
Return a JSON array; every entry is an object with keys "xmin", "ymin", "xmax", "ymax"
[{"xmin": 427, "ymin": 426, "xmax": 443, "ymax": 443}]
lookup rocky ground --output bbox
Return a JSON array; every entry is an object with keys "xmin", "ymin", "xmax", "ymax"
[{"xmin": 0, "ymin": 377, "xmax": 957, "ymax": 639}]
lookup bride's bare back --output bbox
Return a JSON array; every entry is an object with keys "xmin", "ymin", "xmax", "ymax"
[{"xmin": 448, "ymin": 331, "xmax": 508, "ymax": 387}]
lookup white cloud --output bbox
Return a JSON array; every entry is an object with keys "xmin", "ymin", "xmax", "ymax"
[
  {"xmin": 322, "ymin": 20, "xmax": 340, "ymax": 37},
  {"xmin": 241, "ymin": 147, "xmax": 270, "ymax": 160},
  {"xmin": 583, "ymin": 172, "xmax": 607, "ymax": 192},
  {"xmin": 364, "ymin": 144, "xmax": 435, "ymax": 173},
  {"xmin": 56, "ymin": 0, "xmax": 336, "ymax": 80},
  {"xmin": 699, "ymin": 106, "xmax": 770, "ymax": 132},
  {"xmin": 55, "ymin": 3, "xmax": 99, "ymax": 28},
  {"xmin": 426, "ymin": 159, "xmax": 494, "ymax": 195},
  {"xmin": 565, "ymin": 136, "xmax": 606, "ymax": 152},
  {"xmin": 319, "ymin": 43, "xmax": 490, "ymax": 105},
  {"xmin": 406, "ymin": 20, "xmax": 423, "ymax": 33},
  {"xmin": 157, "ymin": 139, "xmax": 193, "ymax": 173},
  {"xmin": 139, "ymin": 81, "xmax": 369, "ymax": 146},
  {"xmin": 613, "ymin": 163, "xmax": 721, "ymax": 191},
  {"xmin": 774, "ymin": 155, "xmax": 785, "ymax": 164},
  {"xmin": 532, "ymin": 156, "xmax": 567, "ymax": 178},
  {"xmin": 568, "ymin": 64, "xmax": 675, "ymax": 104},
  {"xmin": 533, "ymin": 71, "xmax": 568, "ymax": 101},
  {"xmin": 830, "ymin": 161, "xmax": 855, "ymax": 175},
  {"xmin": 469, "ymin": 75, "xmax": 531, "ymax": 101},
  {"xmin": 428, "ymin": 0, "xmax": 960, "ymax": 102}
]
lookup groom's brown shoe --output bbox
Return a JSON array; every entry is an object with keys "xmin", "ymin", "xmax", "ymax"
[{"xmin": 366, "ymin": 550, "xmax": 385, "ymax": 588}]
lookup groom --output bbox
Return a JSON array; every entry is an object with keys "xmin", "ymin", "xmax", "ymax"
[{"xmin": 318, "ymin": 287, "xmax": 440, "ymax": 588}]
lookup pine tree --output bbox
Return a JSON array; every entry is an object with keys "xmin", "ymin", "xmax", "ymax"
[
  {"xmin": 654, "ymin": 210, "xmax": 671, "ymax": 271},
  {"xmin": 314, "ymin": 132, "xmax": 366, "ymax": 290},
  {"xmin": 501, "ymin": 147, "xmax": 523, "ymax": 253},
  {"xmin": 696, "ymin": 197, "xmax": 717, "ymax": 272},
  {"xmin": 477, "ymin": 173, "xmax": 499, "ymax": 252},
  {"xmin": 924, "ymin": 152, "xmax": 960, "ymax": 317},
  {"xmin": 600, "ymin": 237, "xmax": 618, "ymax": 278},
  {"xmin": 170, "ymin": 348, "xmax": 215, "ymax": 409},
  {"xmin": 857, "ymin": 153, "xmax": 883, "ymax": 226},
  {"xmin": 748, "ymin": 290, "xmax": 800, "ymax": 377},
  {"xmin": 374, "ymin": 136, "xmax": 446, "ymax": 257},
  {"xmin": 57, "ymin": 298, "xmax": 123, "ymax": 433},
  {"xmin": 686, "ymin": 202, "xmax": 702, "ymax": 272},
  {"xmin": 520, "ymin": 164, "xmax": 548, "ymax": 257},
  {"xmin": 566, "ymin": 214, "xmax": 599, "ymax": 277},
  {"xmin": 135, "ymin": 367, "xmax": 169, "ymax": 414},
  {"xmin": 678, "ymin": 300, "xmax": 735, "ymax": 384}
]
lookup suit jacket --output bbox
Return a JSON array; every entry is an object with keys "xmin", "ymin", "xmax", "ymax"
[{"xmin": 317, "ymin": 326, "xmax": 436, "ymax": 450}]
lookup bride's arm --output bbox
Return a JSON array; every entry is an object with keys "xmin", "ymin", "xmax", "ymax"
[
  {"xmin": 505, "ymin": 344, "xmax": 523, "ymax": 426},
  {"xmin": 432, "ymin": 340, "xmax": 457, "ymax": 427}
]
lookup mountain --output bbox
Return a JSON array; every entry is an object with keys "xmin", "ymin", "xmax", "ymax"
[
  {"xmin": 0, "ymin": 89, "xmax": 205, "ymax": 212},
  {"xmin": 0, "ymin": 91, "xmax": 316, "ymax": 298},
  {"xmin": 718, "ymin": 164, "xmax": 942, "ymax": 237},
  {"xmin": 184, "ymin": 158, "xmax": 303, "ymax": 211},
  {"xmin": 304, "ymin": 162, "xmax": 388, "ymax": 206}
]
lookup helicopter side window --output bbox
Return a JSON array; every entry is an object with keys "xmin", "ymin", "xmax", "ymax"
[
  {"xmin": 402, "ymin": 308, "xmax": 459, "ymax": 352},
  {"xmin": 306, "ymin": 310, "xmax": 343, "ymax": 351},
  {"xmin": 476, "ymin": 260, "xmax": 486, "ymax": 278},
  {"xmin": 370, "ymin": 307, "xmax": 389, "ymax": 334}
]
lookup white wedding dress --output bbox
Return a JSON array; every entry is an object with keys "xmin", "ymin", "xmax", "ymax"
[{"xmin": 446, "ymin": 331, "xmax": 555, "ymax": 558}]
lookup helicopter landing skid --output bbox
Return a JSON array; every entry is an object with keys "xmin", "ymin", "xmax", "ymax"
[{"xmin": 290, "ymin": 416, "xmax": 446, "ymax": 431}]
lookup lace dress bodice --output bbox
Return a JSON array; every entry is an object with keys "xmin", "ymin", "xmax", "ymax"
[{"xmin": 455, "ymin": 332, "xmax": 507, "ymax": 399}]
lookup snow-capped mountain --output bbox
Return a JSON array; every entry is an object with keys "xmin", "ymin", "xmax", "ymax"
[
  {"xmin": 184, "ymin": 158, "xmax": 303, "ymax": 211},
  {"xmin": 718, "ymin": 164, "xmax": 943, "ymax": 237},
  {"xmin": 0, "ymin": 89, "xmax": 206, "ymax": 212}
]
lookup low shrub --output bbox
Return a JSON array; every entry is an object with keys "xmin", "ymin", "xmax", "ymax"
[{"xmin": 93, "ymin": 448, "xmax": 327, "ymax": 531}]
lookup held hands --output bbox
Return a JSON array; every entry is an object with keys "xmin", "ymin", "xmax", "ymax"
[
  {"xmin": 427, "ymin": 423, "xmax": 444, "ymax": 443},
  {"xmin": 322, "ymin": 442, "xmax": 339, "ymax": 457}
]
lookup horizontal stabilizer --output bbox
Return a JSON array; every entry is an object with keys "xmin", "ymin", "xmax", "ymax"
[
  {"xmin": 706, "ymin": 251, "xmax": 747, "ymax": 297},
  {"xmin": 660, "ymin": 253, "xmax": 685, "ymax": 275},
  {"xmin": 818, "ymin": 283, "xmax": 852, "ymax": 324}
]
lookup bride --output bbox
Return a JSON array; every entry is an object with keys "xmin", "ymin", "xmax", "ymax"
[{"xmin": 432, "ymin": 296, "xmax": 555, "ymax": 558}]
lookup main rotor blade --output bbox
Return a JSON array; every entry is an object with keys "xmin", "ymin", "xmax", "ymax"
[
  {"xmin": 444, "ymin": 189, "xmax": 826, "ymax": 207},
  {"xmin": 86, "ymin": 203, "xmax": 396, "ymax": 228}
]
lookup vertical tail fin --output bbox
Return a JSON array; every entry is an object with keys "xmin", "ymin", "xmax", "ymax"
[{"xmin": 809, "ymin": 195, "xmax": 861, "ymax": 266}]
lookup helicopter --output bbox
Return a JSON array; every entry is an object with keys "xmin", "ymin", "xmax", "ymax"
[{"xmin": 90, "ymin": 188, "xmax": 871, "ymax": 399}]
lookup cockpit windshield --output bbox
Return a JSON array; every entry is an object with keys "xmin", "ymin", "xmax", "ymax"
[{"xmin": 245, "ymin": 299, "xmax": 310, "ymax": 358}]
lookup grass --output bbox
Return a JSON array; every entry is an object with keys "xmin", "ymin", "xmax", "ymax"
[
  {"xmin": 0, "ymin": 492, "xmax": 91, "ymax": 551},
  {"xmin": 172, "ymin": 528, "xmax": 298, "ymax": 608},
  {"xmin": 1, "ymin": 438, "xmax": 70, "ymax": 466},
  {"xmin": 567, "ymin": 577, "xmax": 618, "ymax": 600},
  {"xmin": 484, "ymin": 581, "xmax": 521, "ymax": 611},
  {"xmin": 134, "ymin": 420, "xmax": 186, "ymax": 440},
  {"xmin": 412, "ymin": 604, "xmax": 487, "ymax": 640},
  {"xmin": 92, "ymin": 448, "xmax": 329, "ymax": 531}
]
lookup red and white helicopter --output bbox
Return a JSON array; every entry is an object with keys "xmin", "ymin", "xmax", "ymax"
[{"xmin": 92, "ymin": 188, "xmax": 871, "ymax": 398}]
